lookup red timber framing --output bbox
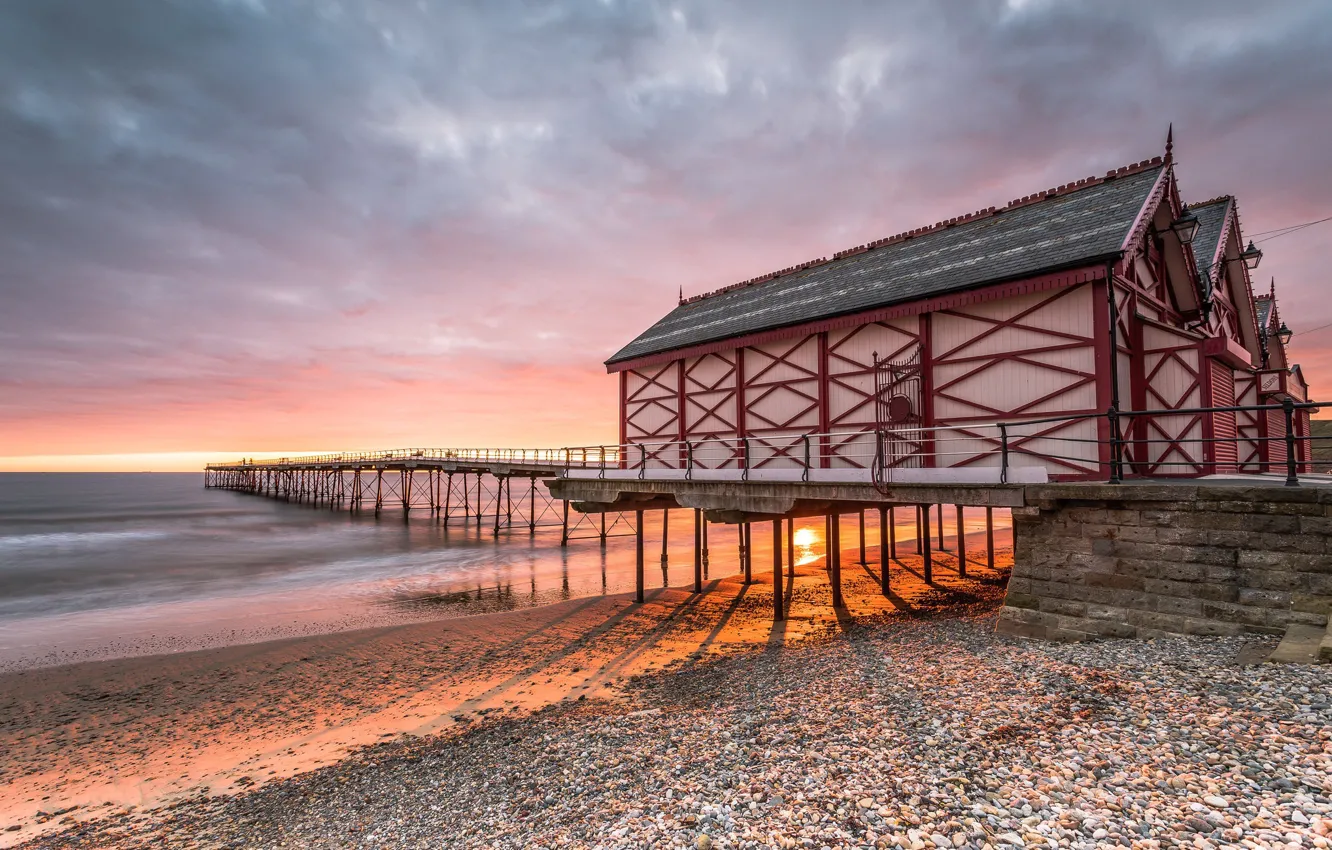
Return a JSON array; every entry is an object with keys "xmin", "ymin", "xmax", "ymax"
[
  {"xmin": 931, "ymin": 282, "xmax": 1101, "ymax": 477},
  {"xmin": 681, "ymin": 351, "xmax": 739, "ymax": 468},
  {"xmin": 611, "ymin": 266, "xmax": 1113, "ymax": 479},
  {"xmin": 741, "ymin": 336, "xmax": 820, "ymax": 468},
  {"xmin": 1136, "ymin": 319, "xmax": 1206, "ymax": 475},
  {"xmin": 826, "ymin": 318, "xmax": 920, "ymax": 468},
  {"xmin": 622, "ymin": 361, "xmax": 681, "ymax": 467},
  {"xmin": 1233, "ymin": 371, "xmax": 1265, "ymax": 471}
]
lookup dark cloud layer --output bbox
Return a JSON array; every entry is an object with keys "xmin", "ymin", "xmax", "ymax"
[{"xmin": 3, "ymin": 0, "xmax": 1331, "ymax": 457}]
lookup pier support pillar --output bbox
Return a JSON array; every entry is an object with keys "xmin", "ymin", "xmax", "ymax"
[
  {"xmin": 889, "ymin": 506, "xmax": 896, "ymax": 560},
  {"xmin": 635, "ymin": 509, "xmax": 645, "ymax": 603},
  {"xmin": 777, "ymin": 519, "xmax": 788, "ymax": 580},
  {"xmin": 878, "ymin": 506, "xmax": 890, "ymax": 597},
  {"xmin": 529, "ymin": 475, "xmax": 537, "ymax": 533},
  {"xmin": 693, "ymin": 509, "xmax": 702, "ymax": 593},
  {"xmin": 661, "ymin": 509, "xmax": 669, "ymax": 568},
  {"xmin": 937, "ymin": 502, "xmax": 946, "ymax": 552},
  {"xmin": 921, "ymin": 504, "xmax": 933, "ymax": 583},
  {"xmin": 560, "ymin": 499, "xmax": 569, "ymax": 547},
  {"xmin": 986, "ymin": 507, "xmax": 995, "ymax": 570},
  {"xmin": 858, "ymin": 509, "xmax": 867, "ymax": 565},
  {"xmin": 701, "ymin": 519, "xmax": 710, "ymax": 579},
  {"xmin": 956, "ymin": 504, "xmax": 967, "ymax": 578},
  {"xmin": 742, "ymin": 522, "xmax": 752, "ymax": 585},
  {"xmin": 830, "ymin": 513, "xmax": 844, "ymax": 609},
  {"xmin": 772, "ymin": 520, "xmax": 784, "ymax": 621}
]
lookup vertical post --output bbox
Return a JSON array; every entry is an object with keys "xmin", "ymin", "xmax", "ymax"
[
  {"xmin": 830, "ymin": 513, "xmax": 844, "ymax": 608},
  {"xmin": 915, "ymin": 505, "xmax": 923, "ymax": 553},
  {"xmin": 444, "ymin": 473, "xmax": 453, "ymax": 524},
  {"xmin": 635, "ymin": 509, "xmax": 645, "ymax": 603},
  {"xmin": 402, "ymin": 470, "xmax": 412, "ymax": 515},
  {"xmin": 878, "ymin": 505, "xmax": 889, "ymax": 597},
  {"xmin": 888, "ymin": 505, "xmax": 897, "ymax": 560},
  {"xmin": 936, "ymin": 502, "xmax": 945, "ymax": 551},
  {"xmin": 375, "ymin": 469, "xmax": 383, "ymax": 516},
  {"xmin": 493, "ymin": 476, "xmax": 503, "ymax": 537},
  {"xmin": 661, "ymin": 509, "xmax": 669, "ymax": 567},
  {"xmin": 772, "ymin": 520, "xmax": 784, "ymax": 621},
  {"xmin": 999, "ymin": 423, "xmax": 1009, "ymax": 484},
  {"xmin": 956, "ymin": 504, "xmax": 967, "ymax": 578},
  {"xmin": 986, "ymin": 506, "xmax": 995, "ymax": 571},
  {"xmin": 743, "ymin": 522, "xmax": 752, "ymax": 584},
  {"xmin": 921, "ymin": 505, "xmax": 933, "ymax": 583},
  {"xmin": 529, "ymin": 476, "xmax": 536, "ymax": 533},
  {"xmin": 462, "ymin": 472, "xmax": 469, "ymax": 521},
  {"xmin": 702, "ymin": 518, "xmax": 710, "ymax": 579},
  {"xmin": 600, "ymin": 511, "xmax": 607, "ymax": 546},
  {"xmin": 561, "ymin": 499, "xmax": 569, "ymax": 547},
  {"xmin": 693, "ymin": 509, "xmax": 703, "ymax": 593},
  {"xmin": 506, "ymin": 476, "xmax": 513, "ymax": 525},
  {"xmin": 777, "ymin": 519, "xmax": 788, "ymax": 580},
  {"xmin": 475, "ymin": 473, "xmax": 482, "ymax": 524},
  {"xmin": 858, "ymin": 509, "xmax": 867, "ymax": 565},
  {"xmin": 1283, "ymin": 398, "xmax": 1299, "ymax": 486}
]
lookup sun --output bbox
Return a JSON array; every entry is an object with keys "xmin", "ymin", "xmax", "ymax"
[{"xmin": 793, "ymin": 527, "xmax": 819, "ymax": 547}]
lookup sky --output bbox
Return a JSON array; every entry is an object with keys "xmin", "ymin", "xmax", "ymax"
[{"xmin": 2, "ymin": 0, "xmax": 1331, "ymax": 471}]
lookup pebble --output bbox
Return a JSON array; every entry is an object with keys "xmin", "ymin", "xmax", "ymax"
[{"xmin": 15, "ymin": 614, "xmax": 1332, "ymax": 849}]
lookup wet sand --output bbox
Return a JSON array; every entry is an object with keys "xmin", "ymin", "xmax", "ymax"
[{"xmin": 0, "ymin": 532, "xmax": 1011, "ymax": 846}]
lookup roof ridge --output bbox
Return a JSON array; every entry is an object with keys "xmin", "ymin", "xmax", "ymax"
[
  {"xmin": 680, "ymin": 155, "xmax": 1166, "ymax": 306},
  {"xmin": 1187, "ymin": 195, "xmax": 1233, "ymax": 208}
]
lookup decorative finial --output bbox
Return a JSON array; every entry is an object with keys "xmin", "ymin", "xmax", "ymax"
[
  {"xmin": 1164, "ymin": 123, "xmax": 1174, "ymax": 163},
  {"xmin": 678, "ymin": 285, "xmax": 684, "ymax": 305}
]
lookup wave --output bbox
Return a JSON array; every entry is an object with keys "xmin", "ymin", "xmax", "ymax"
[{"xmin": 0, "ymin": 530, "xmax": 172, "ymax": 552}]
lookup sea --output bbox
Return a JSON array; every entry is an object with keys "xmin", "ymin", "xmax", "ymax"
[{"xmin": 0, "ymin": 473, "xmax": 746, "ymax": 671}]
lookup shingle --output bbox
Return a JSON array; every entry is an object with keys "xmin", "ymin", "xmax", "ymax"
[
  {"xmin": 608, "ymin": 165, "xmax": 1164, "ymax": 365},
  {"xmin": 1189, "ymin": 198, "xmax": 1231, "ymax": 277},
  {"xmin": 1255, "ymin": 296, "xmax": 1273, "ymax": 329}
]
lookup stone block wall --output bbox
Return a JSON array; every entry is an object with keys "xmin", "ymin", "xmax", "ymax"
[{"xmin": 997, "ymin": 484, "xmax": 1332, "ymax": 641}]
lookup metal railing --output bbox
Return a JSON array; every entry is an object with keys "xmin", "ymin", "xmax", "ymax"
[{"xmin": 206, "ymin": 400, "xmax": 1326, "ymax": 487}]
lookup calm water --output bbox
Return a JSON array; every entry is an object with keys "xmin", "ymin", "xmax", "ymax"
[{"xmin": 0, "ymin": 473, "xmax": 743, "ymax": 669}]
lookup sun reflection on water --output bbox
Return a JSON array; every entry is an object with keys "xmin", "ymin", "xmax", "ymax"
[{"xmin": 792, "ymin": 526, "xmax": 823, "ymax": 566}]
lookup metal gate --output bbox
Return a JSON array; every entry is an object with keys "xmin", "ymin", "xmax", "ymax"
[{"xmin": 872, "ymin": 347, "xmax": 924, "ymax": 483}]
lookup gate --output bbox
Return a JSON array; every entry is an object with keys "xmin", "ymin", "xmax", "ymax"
[{"xmin": 873, "ymin": 348, "xmax": 924, "ymax": 478}]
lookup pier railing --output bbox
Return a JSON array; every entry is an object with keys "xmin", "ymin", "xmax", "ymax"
[{"xmin": 207, "ymin": 400, "xmax": 1327, "ymax": 487}]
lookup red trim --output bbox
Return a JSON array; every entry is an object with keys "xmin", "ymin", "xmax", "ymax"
[
  {"xmin": 817, "ymin": 332, "xmax": 830, "ymax": 468},
  {"xmin": 618, "ymin": 370, "xmax": 627, "ymax": 448},
  {"xmin": 1118, "ymin": 165, "xmax": 1172, "ymax": 255},
  {"xmin": 735, "ymin": 347, "xmax": 747, "ymax": 438},
  {"xmin": 1091, "ymin": 278, "xmax": 1114, "ymax": 475},
  {"xmin": 1202, "ymin": 335, "xmax": 1252, "ymax": 370},
  {"xmin": 919, "ymin": 312, "xmax": 935, "ymax": 468},
  {"xmin": 607, "ymin": 265, "xmax": 1108, "ymax": 373}
]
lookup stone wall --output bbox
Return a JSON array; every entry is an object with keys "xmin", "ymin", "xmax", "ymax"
[{"xmin": 997, "ymin": 484, "xmax": 1332, "ymax": 641}]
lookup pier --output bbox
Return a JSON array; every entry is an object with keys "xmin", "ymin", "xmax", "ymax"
[{"xmin": 205, "ymin": 403, "xmax": 1331, "ymax": 654}]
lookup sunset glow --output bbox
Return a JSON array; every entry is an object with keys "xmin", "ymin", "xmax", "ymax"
[{"xmin": 2, "ymin": 3, "xmax": 1330, "ymax": 471}]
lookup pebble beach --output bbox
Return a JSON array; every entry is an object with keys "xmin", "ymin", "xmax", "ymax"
[{"xmin": 10, "ymin": 545, "xmax": 1331, "ymax": 850}]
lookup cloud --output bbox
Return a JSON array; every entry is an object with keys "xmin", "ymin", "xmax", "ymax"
[{"xmin": 2, "ymin": 0, "xmax": 1331, "ymax": 463}]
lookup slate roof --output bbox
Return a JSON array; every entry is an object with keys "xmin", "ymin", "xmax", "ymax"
[
  {"xmin": 1256, "ymin": 296, "xmax": 1274, "ymax": 329},
  {"xmin": 608, "ymin": 163, "xmax": 1165, "ymax": 365},
  {"xmin": 1188, "ymin": 198, "xmax": 1231, "ymax": 277}
]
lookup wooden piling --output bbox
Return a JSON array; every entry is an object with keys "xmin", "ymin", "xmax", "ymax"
[
  {"xmin": 742, "ymin": 522, "xmax": 752, "ymax": 585},
  {"xmin": 772, "ymin": 520, "xmax": 784, "ymax": 621},
  {"xmin": 830, "ymin": 513, "xmax": 844, "ymax": 608},
  {"xmin": 888, "ymin": 505, "xmax": 896, "ymax": 560},
  {"xmin": 635, "ymin": 509, "xmax": 645, "ymax": 603},
  {"xmin": 986, "ymin": 506, "xmax": 995, "ymax": 570},
  {"xmin": 921, "ymin": 504, "xmax": 933, "ymax": 583},
  {"xmin": 693, "ymin": 509, "xmax": 703, "ymax": 593},
  {"xmin": 777, "ymin": 519, "xmax": 788, "ymax": 580},
  {"xmin": 878, "ymin": 505, "xmax": 890, "ymax": 596},
  {"xmin": 858, "ymin": 509, "xmax": 867, "ymax": 565},
  {"xmin": 956, "ymin": 504, "xmax": 967, "ymax": 577},
  {"xmin": 937, "ymin": 502, "xmax": 945, "ymax": 551},
  {"xmin": 661, "ymin": 509, "xmax": 669, "ymax": 567}
]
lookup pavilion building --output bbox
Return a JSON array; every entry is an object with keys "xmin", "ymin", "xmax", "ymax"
[{"xmin": 605, "ymin": 133, "xmax": 1311, "ymax": 481}]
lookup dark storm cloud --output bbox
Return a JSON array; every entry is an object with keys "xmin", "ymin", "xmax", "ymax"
[{"xmin": 2, "ymin": 0, "xmax": 1330, "ymax": 453}]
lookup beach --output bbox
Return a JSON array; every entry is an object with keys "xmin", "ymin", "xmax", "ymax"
[
  {"xmin": 6, "ymin": 538, "xmax": 1331, "ymax": 849},
  {"xmin": 2, "ymin": 536, "xmax": 1008, "ymax": 847}
]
